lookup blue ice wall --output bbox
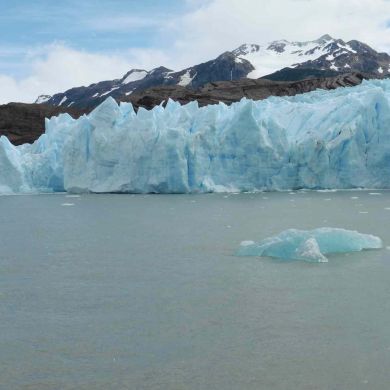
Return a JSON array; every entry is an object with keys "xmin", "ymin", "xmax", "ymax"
[{"xmin": 2, "ymin": 79, "xmax": 390, "ymax": 194}]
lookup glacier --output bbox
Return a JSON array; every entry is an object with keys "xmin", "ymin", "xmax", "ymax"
[
  {"xmin": 2, "ymin": 79, "xmax": 390, "ymax": 194},
  {"xmin": 236, "ymin": 228, "xmax": 383, "ymax": 262}
]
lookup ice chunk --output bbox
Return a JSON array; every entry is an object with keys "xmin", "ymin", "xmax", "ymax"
[
  {"xmin": 237, "ymin": 228, "xmax": 382, "ymax": 262},
  {"xmin": 240, "ymin": 240, "xmax": 256, "ymax": 247}
]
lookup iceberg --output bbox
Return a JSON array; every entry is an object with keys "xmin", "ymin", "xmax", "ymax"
[
  {"xmin": 236, "ymin": 228, "xmax": 383, "ymax": 262},
  {"xmin": 3, "ymin": 79, "xmax": 390, "ymax": 193}
]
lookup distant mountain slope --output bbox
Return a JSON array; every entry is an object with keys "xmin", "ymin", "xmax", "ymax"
[
  {"xmin": 261, "ymin": 68, "xmax": 341, "ymax": 81},
  {"xmin": 3, "ymin": 72, "xmax": 366, "ymax": 145},
  {"xmin": 293, "ymin": 39, "xmax": 390, "ymax": 75},
  {"xmin": 233, "ymin": 34, "xmax": 390, "ymax": 78},
  {"xmin": 37, "ymin": 35, "xmax": 389, "ymax": 110},
  {"xmin": 43, "ymin": 53, "xmax": 254, "ymax": 109},
  {"xmin": 124, "ymin": 72, "xmax": 366, "ymax": 109}
]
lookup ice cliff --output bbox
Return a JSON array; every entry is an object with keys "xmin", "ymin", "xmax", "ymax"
[{"xmin": 2, "ymin": 79, "xmax": 390, "ymax": 194}]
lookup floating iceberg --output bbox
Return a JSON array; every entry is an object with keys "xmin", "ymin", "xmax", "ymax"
[
  {"xmin": 236, "ymin": 228, "xmax": 383, "ymax": 262},
  {"xmin": 3, "ymin": 79, "xmax": 390, "ymax": 193}
]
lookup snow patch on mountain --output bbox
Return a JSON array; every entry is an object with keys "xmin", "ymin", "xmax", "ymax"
[
  {"xmin": 122, "ymin": 70, "xmax": 148, "ymax": 84},
  {"xmin": 34, "ymin": 95, "xmax": 52, "ymax": 104},
  {"xmin": 178, "ymin": 70, "xmax": 195, "ymax": 86},
  {"xmin": 100, "ymin": 86, "xmax": 120, "ymax": 97}
]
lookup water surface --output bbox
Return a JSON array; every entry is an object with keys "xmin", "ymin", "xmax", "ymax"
[{"xmin": 1, "ymin": 191, "xmax": 390, "ymax": 389}]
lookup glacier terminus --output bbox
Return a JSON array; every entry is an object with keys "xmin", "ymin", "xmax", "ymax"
[{"xmin": 2, "ymin": 79, "xmax": 390, "ymax": 194}]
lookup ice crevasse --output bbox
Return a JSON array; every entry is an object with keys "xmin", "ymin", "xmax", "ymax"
[{"xmin": 2, "ymin": 79, "xmax": 390, "ymax": 194}]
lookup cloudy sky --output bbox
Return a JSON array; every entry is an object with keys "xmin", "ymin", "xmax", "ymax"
[{"xmin": 1, "ymin": 0, "xmax": 390, "ymax": 103}]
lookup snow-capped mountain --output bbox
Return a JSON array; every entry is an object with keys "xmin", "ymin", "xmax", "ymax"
[
  {"xmin": 234, "ymin": 34, "xmax": 390, "ymax": 77},
  {"xmin": 47, "ymin": 66, "xmax": 172, "ymax": 108},
  {"xmin": 40, "ymin": 35, "xmax": 390, "ymax": 109},
  {"xmin": 45, "ymin": 53, "xmax": 253, "ymax": 109}
]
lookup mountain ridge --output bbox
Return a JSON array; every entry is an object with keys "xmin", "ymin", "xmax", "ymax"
[{"xmin": 36, "ymin": 35, "xmax": 390, "ymax": 110}]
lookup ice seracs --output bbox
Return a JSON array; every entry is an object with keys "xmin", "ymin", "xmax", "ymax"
[
  {"xmin": 3, "ymin": 79, "xmax": 390, "ymax": 194},
  {"xmin": 236, "ymin": 228, "xmax": 383, "ymax": 262}
]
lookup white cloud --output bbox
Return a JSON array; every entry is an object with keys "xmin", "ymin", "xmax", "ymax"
[
  {"xmin": 0, "ymin": 43, "xmax": 171, "ymax": 104},
  {"xmin": 167, "ymin": 0, "xmax": 390, "ymax": 67},
  {"xmin": 0, "ymin": 44, "xmax": 129, "ymax": 104}
]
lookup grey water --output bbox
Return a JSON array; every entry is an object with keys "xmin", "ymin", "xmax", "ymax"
[{"xmin": 1, "ymin": 191, "xmax": 390, "ymax": 390}]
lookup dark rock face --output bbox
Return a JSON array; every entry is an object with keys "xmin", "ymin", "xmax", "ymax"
[
  {"xmin": 261, "ymin": 67, "xmax": 342, "ymax": 82},
  {"xmin": 0, "ymin": 103, "xmax": 86, "ymax": 145},
  {"xmin": 267, "ymin": 42, "xmax": 287, "ymax": 53},
  {"xmin": 125, "ymin": 72, "xmax": 367, "ymax": 110},
  {"xmin": 181, "ymin": 52, "xmax": 254, "ymax": 89}
]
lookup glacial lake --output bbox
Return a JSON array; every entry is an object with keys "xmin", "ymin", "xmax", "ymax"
[{"xmin": 1, "ymin": 191, "xmax": 390, "ymax": 390}]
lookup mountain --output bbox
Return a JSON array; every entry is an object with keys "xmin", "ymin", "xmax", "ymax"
[
  {"xmin": 44, "ymin": 53, "xmax": 254, "ymax": 109},
  {"xmin": 260, "ymin": 68, "xmax": 341, "ymax": 82},
  {"xmin": 38, "ymin": 35, "xmax": 390, "ymax": 109},
  {"xmin": 2, "ymin": 72, "xmax": 366, "ymax": 145},
  {"xmin": 233, "ymin": 35, "xmax": 390, "ymax": 78}
]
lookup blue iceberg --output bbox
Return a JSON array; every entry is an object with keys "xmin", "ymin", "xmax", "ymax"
[
  {"xmin": 236, "ymin": 228, "xmax": 383, "ymax": 262},
  {"xmin": 2, "ymin": 78, "xmax": 390, "ymax": 194}
]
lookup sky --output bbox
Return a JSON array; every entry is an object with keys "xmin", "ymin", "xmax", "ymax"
[{"xmin": 1, "ymin": 0, "xmax": 390, "ymax": 103}]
